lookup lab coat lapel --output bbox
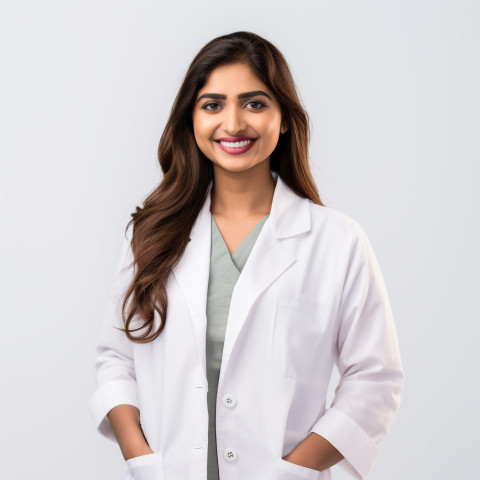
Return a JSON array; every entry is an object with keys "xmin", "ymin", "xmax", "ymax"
[
  {"xmin": 172, "ymin": 173, "xmax": 312, "ymax": 388},
  {"xmin": 218, "ymin": 173, "xmax": 311, "ymax": 389},
  {"xmin": 172, "ymin": 183, "xmax": 213, "ymax": 381}
]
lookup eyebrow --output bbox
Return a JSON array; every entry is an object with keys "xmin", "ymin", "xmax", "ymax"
[{"xmin": 196, "ymin": 90, "xmax": 272, "ymax": 104}]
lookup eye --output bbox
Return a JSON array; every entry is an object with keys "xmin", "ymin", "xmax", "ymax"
[
  {"xmin": 201, "ymin": 102, "xmax": 222, "ymax": 112},
  {"xmin": 245, "ymin": 100, "xmax": 265, "ymax": 110}
]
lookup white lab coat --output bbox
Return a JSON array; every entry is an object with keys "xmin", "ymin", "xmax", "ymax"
[{"xmin": 89, "ymin": 171, "xmax": 404, "ymax": 480}]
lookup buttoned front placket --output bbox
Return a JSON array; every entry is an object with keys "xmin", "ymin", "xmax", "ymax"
[{"xmin": 205, "ymin": 214, "xmax": 269, "ymax": 480}]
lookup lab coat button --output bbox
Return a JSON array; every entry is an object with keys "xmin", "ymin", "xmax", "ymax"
[
  {"xmin": 222, "ymin": 393, "xmax": 237, "ymax": 408},
  {"xmin": 223, "ymin": 448, "xmax": 238, "ymax": 462}
]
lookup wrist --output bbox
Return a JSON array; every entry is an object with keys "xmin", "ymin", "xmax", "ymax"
[{"xmin": 123, "ymin": 439, "xmax": 154, "ymax": 461}]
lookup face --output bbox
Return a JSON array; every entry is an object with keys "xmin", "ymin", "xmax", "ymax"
[{"xmin": 192, "ymin": 62, "xmax": 288, "ymax": 175}]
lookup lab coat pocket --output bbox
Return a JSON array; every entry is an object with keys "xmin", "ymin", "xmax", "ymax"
[
  {"xmin": 270, "ymin": 455, "xmax": 323, "ymax": 480},
  {"xmin": 125, "ymin": 452, "xmax": 164, "ymax": 480},
  {"xmin": 274, "ymin": 294, "xmax": 330, "ymax": 384}
]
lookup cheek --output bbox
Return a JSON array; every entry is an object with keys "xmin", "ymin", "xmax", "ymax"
[
  {"xmin": 193, "ymin": 118, "xmax": 216, "ymax": 145},
  {"xmin": 257, "ymin": 115, "xmax": 282, "ymax": 147},
  {"xmin": 192, "ymin": 119, "xmax": 216, "ymax": 160}
]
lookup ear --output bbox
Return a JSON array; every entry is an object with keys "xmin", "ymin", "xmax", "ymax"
[{"xmin": 280, "ymin": 118, "xmax": 289, "ymax": 134}]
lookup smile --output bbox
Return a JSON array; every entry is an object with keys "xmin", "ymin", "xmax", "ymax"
[
  {"xmin": 220, "ymin": 139, "xmax": 252, "ymax": 147},
  {"xmin": 215, "ymin": 138, "xmax": 257, "ymax": 155}
]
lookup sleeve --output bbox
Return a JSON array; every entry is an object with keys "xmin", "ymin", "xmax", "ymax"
[
  {"xmin": 308, "ymin": 220, "xmax": 404, "ymax": 479},
  {"xmin": 88, "ymin": 223, "xmax": 140, "ymax": 443}
]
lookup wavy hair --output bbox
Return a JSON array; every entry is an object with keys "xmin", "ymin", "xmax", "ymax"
[{"xmin": 121, "ymin": 31, "xmax": 325, "ymax": 343}]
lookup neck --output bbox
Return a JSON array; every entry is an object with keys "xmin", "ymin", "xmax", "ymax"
[{"xmin": 210, "ymin": 164, "xmax": 276, "ymax": 219}]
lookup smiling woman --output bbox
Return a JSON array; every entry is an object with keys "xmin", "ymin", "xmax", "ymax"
[
  {"xmin": 90, "ymin": 31, "xmax": 404, "ymax": 480},
  {"xmin": 193, "ymin": 63, "xmax": 288, "ymax": 170}
]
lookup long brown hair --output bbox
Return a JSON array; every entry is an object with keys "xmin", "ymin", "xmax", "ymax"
[{"xmin": 121, "ymin": 31, "xmax": 325, "ymax": 343}]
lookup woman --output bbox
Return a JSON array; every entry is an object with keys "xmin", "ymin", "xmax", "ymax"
[{"xmin": 90, "ymin": 31, "xmax": 404, "ymax": 480}]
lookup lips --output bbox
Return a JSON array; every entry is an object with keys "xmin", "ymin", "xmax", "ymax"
[{"xmin": 215, "ymin": 136, "xmax": 257, "ymax": 155}]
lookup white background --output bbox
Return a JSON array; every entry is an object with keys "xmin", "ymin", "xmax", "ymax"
[{"xmin": 1, "ymin": 1, "xmax": 479, "ymax": 479}]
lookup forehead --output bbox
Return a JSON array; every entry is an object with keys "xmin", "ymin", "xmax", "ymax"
[{"xmin": 197, "ymin": 62, "xmax": 269, "ymax": 96}]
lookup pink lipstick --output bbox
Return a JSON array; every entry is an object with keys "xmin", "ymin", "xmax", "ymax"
[{"xmin": 215, "ymin": 136, "xmax": 257, "ymax": 155}]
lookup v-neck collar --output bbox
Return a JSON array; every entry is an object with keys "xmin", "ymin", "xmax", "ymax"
[{"xmin": 211, "ymin": 214, "xmax": 269, "ymax": 257}]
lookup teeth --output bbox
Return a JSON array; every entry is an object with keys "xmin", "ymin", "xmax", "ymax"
[{"xmin": 219, "ymin": 139, "xmax": 253, "ymax": 148}]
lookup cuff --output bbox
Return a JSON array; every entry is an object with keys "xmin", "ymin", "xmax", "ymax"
[
  {"xmin": 309, "ymin": 407, "xmax": 379, "ymax": 480},
  {"xmin": 89, "ymin": 379, "xmax": 139, "ymax": 443}
]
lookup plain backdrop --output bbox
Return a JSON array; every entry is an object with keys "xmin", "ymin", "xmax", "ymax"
[{"xmin": 1, "ymin": 1, "xmax": 479, "ymax": 479}]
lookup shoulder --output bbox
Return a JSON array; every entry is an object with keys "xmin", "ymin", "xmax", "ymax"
[
  {"xmin": 308, "ymin": 202, "xmax": 384, "ymax": 274},
  {"xmin": 307, "ymin": 201, "xmax": 362, "ymax": 240}
]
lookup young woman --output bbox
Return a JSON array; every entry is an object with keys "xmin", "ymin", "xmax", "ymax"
[{"xmin": 90, "ymin": 31, "xmax": 404, "ymax": 480}]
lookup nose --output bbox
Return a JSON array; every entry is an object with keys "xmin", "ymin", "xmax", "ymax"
[{"xmin": 222, "ymin": 104, "xmax": 247, "ymax": 135}]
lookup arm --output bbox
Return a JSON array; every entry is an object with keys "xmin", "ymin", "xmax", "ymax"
[
  {"xmin": 107, "ymin": 405, "xmax": 153, "ymax": 460},
  {"xmin": 283, "ymin": 432, "xmax": 344, "ymax": 471},
  {"xmin": 89, "ymin": 224, "xmax": 150, "ymax": 453},
  {"xmin": 294, "ymin": 220, "xmax": 404, "ymax": 479}
]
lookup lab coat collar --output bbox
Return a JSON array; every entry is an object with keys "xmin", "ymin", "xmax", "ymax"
[
  {"xmin": 268, "ymin": 170, "xmax": 311, "ymax": 238},
  {"xmin": 195, "ymin": 170, "xmax": 311, "ymax": 239}
]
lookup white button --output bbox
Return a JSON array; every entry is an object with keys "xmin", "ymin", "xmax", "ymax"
[
  {"xmin": 223, "ymin": 447, "xmax": 238, "ymax": 462},
  {"xmin": 222, "ymin": 393, "xmax": 237, "ymax": 408}
]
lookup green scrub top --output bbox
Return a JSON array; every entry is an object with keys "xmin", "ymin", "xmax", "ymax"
[{"xmin": 206, "ymin": 213, "xmax": 270, "ymax": 480}]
